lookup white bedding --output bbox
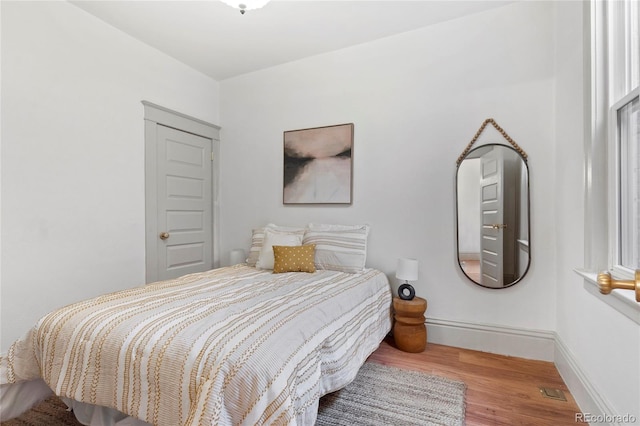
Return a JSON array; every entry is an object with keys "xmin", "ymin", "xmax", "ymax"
[{"xmin": 0, "ymin": 265, "xmax": 392, "ymax": 425}]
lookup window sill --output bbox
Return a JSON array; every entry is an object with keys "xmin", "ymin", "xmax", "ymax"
[{"xmin": 574, "ymin": 269, "xmax": 640, "ymax": 325}]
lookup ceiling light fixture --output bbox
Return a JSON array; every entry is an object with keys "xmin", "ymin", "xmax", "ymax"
[{"xmin": 220, "ymin": 0, "xmax": 271, "ymax": 14}]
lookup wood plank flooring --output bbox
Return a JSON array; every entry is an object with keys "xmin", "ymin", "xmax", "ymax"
[{"xmin": 367, "ymin": 337, "xmax": 582, "ymax": 425}]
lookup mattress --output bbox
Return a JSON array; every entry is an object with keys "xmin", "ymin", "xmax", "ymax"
[{"xmin": 0, "ymin": 265, "xmax": 392, "ymax": 425}]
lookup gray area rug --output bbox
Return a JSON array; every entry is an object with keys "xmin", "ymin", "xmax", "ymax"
[
  {"xmin": 1, "ymin": 362, "xmax": 465, "ymax": 425},
  {"xmin": 317, "ymin": 362, "xmax": 466, "ymax": 426},
  {"xmin": 1, "ymin": 396, "xmax": 78, "ymax": 426}
]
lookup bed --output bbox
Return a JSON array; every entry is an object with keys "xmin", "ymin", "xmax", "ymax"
[{"xmin": 0, "ymin": 264, "xmax": 392, "ymax": 425}]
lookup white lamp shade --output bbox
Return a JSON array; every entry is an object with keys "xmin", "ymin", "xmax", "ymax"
[
  {"xmin": 396, "ymin": 258, "xmax": 419, "ymax": 281},
  {"xmin": 220, "ymin": 0, "xmax": 271, "ymax": 11},
  {"xmin": 230, "ymin": 248, "xmax": 246, "ymax": 265}
]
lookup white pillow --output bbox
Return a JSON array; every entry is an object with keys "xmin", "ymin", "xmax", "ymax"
[
  {"xmin": 255, "ymin": 228, "xmax": 304, "ymax": 270},
  {"xmin": 302, "ymin": 224, "xmax": 370, "ymax": 273},
  {"xmin": 246, "ymin": 224, "xmax": 305, "ymax": 267}
]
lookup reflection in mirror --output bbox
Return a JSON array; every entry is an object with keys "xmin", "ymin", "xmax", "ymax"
[{"xmin": 456, "ymin": 144, "xmax": 530, "ymax": 288}]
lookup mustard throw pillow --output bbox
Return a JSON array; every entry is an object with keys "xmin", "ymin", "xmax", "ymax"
[{"xmin": 272, "ymin": 245, "xmax": 316, "ymax": 273}]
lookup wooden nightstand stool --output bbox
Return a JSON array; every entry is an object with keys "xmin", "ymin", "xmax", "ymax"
[{"xmin": 392, "ymin": 296, "xmax": 427, "ymax": 353}]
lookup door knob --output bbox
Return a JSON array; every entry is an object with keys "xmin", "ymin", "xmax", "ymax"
[
  {"xmin": 159, "ymin": 232, "xmax": 170, "ymax": 240},
  {"xmin": 597, "ymin": 270, "xmax": 640, "ymax": 302}
]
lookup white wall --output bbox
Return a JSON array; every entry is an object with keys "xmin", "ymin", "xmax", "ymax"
[
  {"xmin": 0, "ymin": 2, "xmax": 3, "ymax": 350},
  {"xmin": 553, "ymin": 1, "xmax": 639, "ymax": 421},
  {"xmin": 456, "ymin": 158, "xmax": 480, "ymax": 256},
  {"xmin": 220, "ymin": 1, "xmax": 557, "ymax": 333},
  {"xmin": 0, "ymin": 1, "xmax": 220, "ymax": 351}
]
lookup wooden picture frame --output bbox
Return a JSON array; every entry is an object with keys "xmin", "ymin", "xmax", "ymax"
[{"xmin": 283, "ymin": 123, "xmax": 354, "ymax": 205}]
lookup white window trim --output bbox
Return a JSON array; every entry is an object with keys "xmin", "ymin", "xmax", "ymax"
[
  {"xmin": 579, "ymin": 1, "xmax": 639, "ymax": 319},
  {"xmin": 608, "ymin": 89, "xmax": 640, "ymax": 281}
]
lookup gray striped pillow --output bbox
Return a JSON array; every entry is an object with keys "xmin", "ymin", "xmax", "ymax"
[
  {"xmin": 246, "ymin": 227, "xmax": 266, "ymax": 267},
  {"xmin": 302, "ymin": 225, "xmax": 369, "ymax": 273}
]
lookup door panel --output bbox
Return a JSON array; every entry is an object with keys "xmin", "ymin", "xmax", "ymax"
[
  {"xmin": 157, "ymin": 125, "xmax": 212, "ymax": 280},
  {"xmin": 167, "ymin": 211, "xmax": 204, "ymax": 231},
  {"xmin": 166, "ymin": 243, "xmax": 205, "ymax": 270},
  {"xmin": 167, "ymin": 176, "xmax": 204, "ymax": 199}
]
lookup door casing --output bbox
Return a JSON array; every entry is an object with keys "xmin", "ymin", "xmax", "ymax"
[{"xmin": 143, "ymin": 101, "xmax": 220, "ymax": 284}]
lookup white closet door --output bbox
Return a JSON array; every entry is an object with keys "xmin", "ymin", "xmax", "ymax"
[
  {"xmin": 480, "ymin": 147, "xmax": 505, "ymax": 288},
  {"xmin": 155, "ymin": 124, "xmax": 212, "ymax": 280}
]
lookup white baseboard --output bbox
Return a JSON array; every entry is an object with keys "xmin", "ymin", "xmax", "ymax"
[
  {"xmin": 554, "ymin": 335, "xmax": 624, "ymax": 426},
  {"xmin": 426, "ymin": 317, "xmax": 556, "ymax": 361},
  {"xmin": 425, "ymin": 318, "xmax": 628, "ymax": 424}
]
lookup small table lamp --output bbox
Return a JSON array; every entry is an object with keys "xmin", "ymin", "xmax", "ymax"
[
  {"xmin": 229, "ymin": 248, "xmax": 246, "ymax": 265},
  {"xmin": 396, "ymin": 258, "xmax": 419, "ymax": 300}
]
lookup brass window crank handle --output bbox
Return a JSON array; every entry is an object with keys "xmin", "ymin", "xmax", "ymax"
[{"xmin": 597, "ymin": 270, "xmax": 640, "ymax": 302}]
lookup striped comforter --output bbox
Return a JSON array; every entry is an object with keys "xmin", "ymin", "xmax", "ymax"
[{"xmin": 1, "ymin": 265, "xmax": 392, "ymax": 425}]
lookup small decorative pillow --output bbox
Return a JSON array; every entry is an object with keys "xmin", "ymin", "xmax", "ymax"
[
  {"xmin": 272, "ymin": 245, "xmax": 316, "ymax": 273},
  {"xmin": 255, "ymin": 228, "xmax": 305, "ymax": 270}
]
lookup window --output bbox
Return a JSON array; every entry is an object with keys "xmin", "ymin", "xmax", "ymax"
[
  {"xmin": 605, "ymin": 0, "xmax": 639, "ymax": 279},
  {"xmin": 617, "ymin": 93, "xmax": 639, "ymax": 272},
  {"xmin": 581, "ymin": 0, "xmax": 640, "ymax": 319}
]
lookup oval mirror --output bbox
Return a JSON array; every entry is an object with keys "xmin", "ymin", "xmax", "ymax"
[{"xmin": 456, "ymin": 144, "xmax": 530, "ymax": 288}]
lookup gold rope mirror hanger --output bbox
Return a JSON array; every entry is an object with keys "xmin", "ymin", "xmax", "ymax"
[{"xmin": 456, "ymin": 118, "xmax": 528, "ymax": 166}]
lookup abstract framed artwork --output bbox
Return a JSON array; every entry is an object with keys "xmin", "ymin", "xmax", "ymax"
[{"xmin": 283, "ymin": 123, "xmax": 354, "ymax": 204}]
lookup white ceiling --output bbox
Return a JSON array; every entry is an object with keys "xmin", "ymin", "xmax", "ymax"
[{"xmin": 70, "ymin": 0, "xmax": 513, "ymax": 81}]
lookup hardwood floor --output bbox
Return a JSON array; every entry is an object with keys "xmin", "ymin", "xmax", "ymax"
[
  {"xmin": 460, "ymin": 260, "xmax": 481, "ymax": 283},
  {"xmin": 367, "ymin": 337, "xmax": 582, "ymax": 425}
]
